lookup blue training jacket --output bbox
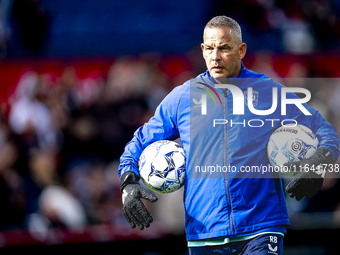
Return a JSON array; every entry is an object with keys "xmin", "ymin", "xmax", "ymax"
[{"xmin": 118, "ymin": 62, "xmax": 340, "ymax": 241}]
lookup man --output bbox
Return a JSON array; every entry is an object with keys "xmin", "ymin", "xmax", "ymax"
[{"xmin": 118, "ymin": 16, "xmax": 339, "ymax": 255}]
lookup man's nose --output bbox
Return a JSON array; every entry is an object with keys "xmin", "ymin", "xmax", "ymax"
[{"xmin": 212, "ymin": 49, "xmax": 220, "ymax": 61}]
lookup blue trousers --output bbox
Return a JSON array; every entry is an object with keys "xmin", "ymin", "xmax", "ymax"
[{"xmin": 188, "ymin": 233, "xmax": 283, "ymax": 255}]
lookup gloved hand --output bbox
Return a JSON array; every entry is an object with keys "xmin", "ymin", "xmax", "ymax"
[
  {"xmin": 120, "ymin": 171, "xmax": 158, "ymax": 230},
  {"xmin": 284, "ymin": 147, "xmax": 333, "ymax": 201}
]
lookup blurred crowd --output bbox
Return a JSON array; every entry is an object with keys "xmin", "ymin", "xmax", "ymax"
[
  {"xmin": 0, "ymin": 53, "xmax": 339, "ymax": 237},
  {"xmin": 0, "ymin": 0, "xmax": 339, "ymax": 243},
  {"xmin": 1, "ymin": 0, "xmax": 340, "ymax": 57},
  {"xmin": 212, "ymin": 0, "xmax": 340, "ymax": 53},
  {"xmin": 0, "ymin": 56, "xmax": 192, "ymax": 235}
]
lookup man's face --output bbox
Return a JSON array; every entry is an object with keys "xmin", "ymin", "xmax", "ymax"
[{"xmin": 201, "ymin": 27, "xmax": 247, "ymax": 79}]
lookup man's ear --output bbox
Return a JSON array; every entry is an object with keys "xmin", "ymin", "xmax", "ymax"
[
  {"xmin": 239, "ymin": 43, "xmax": 247, "ymax": 60},
  {"xmin": 201, "ymin": 43, "xmax": 205, "ymax": 58}
]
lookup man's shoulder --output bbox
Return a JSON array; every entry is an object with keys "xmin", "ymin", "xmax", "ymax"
[
  {"xmin": 171, "ymin": 71, "xmax": 209, "ymax": 92},
  {"xmin": 164, "ymin": 72, "xmax": 210, "ymax": 103},
  {"xmin": 172, "ymin": 80, "xmax": 191, "ymax": 94},
  {"xmin": 162, "ymin": 80, "xmax": 190, "ymax": 104},
  {"xmin": 243, "ymin": 67, "xmax": 285, "ymax": 88}
]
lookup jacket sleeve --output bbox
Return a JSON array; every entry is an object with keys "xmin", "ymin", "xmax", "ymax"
[
  {"xmin": 286, "ymin": 96, "xmax": 340, "ymax": 163},
  {"xmin": 118, "ymin": 84, "xmax": 186, "ymax": 179},
  {"xmin": 306, "ymin": 107, "xmax": 339, "ymax": 163}
]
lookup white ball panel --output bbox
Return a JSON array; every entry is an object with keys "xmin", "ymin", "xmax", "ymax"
[
  {"xmin": 267, "ymin": 124, "xmax": 318, "ymax": 177},
  {"xmin": 139, "ymin": 140, "xmax": 186, "ymax": 193}
]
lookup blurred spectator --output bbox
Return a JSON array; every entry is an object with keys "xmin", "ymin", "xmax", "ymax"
[
  {"xmin": 0, "ymin": 103, "xmax": 26, "ymax": 230},
  {"xmin": 301, "ymin": 0, "xmax": 340, "ymax": 49},
  {"xmin": 10, "ymin": 0, "xmax": 49, "ymax": 53},
  {"xmin": 38, "ymin": 184, "xmax": 87, "ymax": 228},
  {"xmin": 9, "ymin": 71, "xmax": 61, "ymax": 152},
  {"xmin": 249, "ymin": 51, "xmax": 281, "ymax": 80},
  {"xmin": 26, "ymin": 184, "xmax": 87, "ymax": 241},
  {"xmin": 0, "ymin": 137, "xmax": 26, "ymax": 230},
  {"xmin": 0, "ymin": 9, "xmax": 8, "ymax": 57}
]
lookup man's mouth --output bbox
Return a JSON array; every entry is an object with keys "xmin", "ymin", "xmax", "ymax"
[{"xmin": 212, "ymin": 66, "xmax": 224, "ymax": 71}]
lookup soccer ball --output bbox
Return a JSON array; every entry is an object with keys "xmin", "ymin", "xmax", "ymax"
[
  {"xmin": 267, "ymin": 124, "xmax": 318, "ymax": 177},
  {"xmin": 138, "ymin": 140, "xmax": 186, "ymax": 194}
]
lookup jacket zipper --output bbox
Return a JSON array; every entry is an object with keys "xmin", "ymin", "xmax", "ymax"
[{"xmin": 223, "ymin": 88, "xmax": 235, "ymax": 235}]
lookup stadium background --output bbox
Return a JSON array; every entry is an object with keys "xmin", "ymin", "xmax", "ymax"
[{"xmin": 0, "ymin": 0, "xmax": 339, "ymax": 254}]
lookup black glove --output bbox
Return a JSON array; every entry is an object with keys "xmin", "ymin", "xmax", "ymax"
[
  {"xmin": 284, "ymin": 147, "xmax": 333, "ymax": 201},
  {"xmin": 120, "ymin": 171, "xmax": 158, "ymax": 230}
]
